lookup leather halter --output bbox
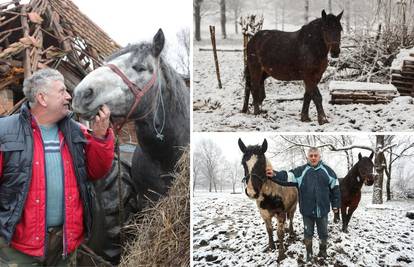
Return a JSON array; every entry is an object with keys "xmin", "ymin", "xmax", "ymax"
[{"xmin": 106, "ymin": 63, "xmax": 157, "ymax": 134}]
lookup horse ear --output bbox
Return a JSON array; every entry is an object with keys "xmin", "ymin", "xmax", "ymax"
[
  {"xmin": 152, "ymin": 28, "xmax": 165, "ymax": 57},
  {"xmin": 358, "ymin": 153, "xmax": 362, "ymax": 161},
  {"xmin": 261, "ymin": 139, "xmax": 268, "ymax": 154},
  {"xmin": 369, "ymin": 151, "xmax": 374, "ymax": 160},
  {"xmin": 337, "ymin": 10, "xmax": 344, "ymax": 21},
  {"xmin": 238, "ymin": 138, "xmax": 246, "ymax": 153},
  {"xmin": 321, "ymin": 9, "xmax": 327, "ymax": 20}
]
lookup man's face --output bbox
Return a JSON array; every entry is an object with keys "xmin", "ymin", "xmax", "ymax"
[
  {"xmin": 41, "ymin": 80, "xmax": 71, "ymax": 122},
  {"xmin": 307, "ymin": 150, "xmax": 321, "ymax": 167}
]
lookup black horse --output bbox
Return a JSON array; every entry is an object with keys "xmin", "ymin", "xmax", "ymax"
[
  {"xmin": 242, "ymin": 10, "xmax": 343, "ymax": 125},
  {"xmin": 333, "ymin": 152, "xmax": 376, "ymax": 233},
  {"xmin": 72, "ymin": 29, "xmax": 190, "ymax": 264}
]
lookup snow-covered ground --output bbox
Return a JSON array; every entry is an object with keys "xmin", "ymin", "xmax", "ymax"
[
  {"xmin": 193, "ymin": 41, "xmax": 414, "ymax": 132},
  {"xmin": 193, "ymin": 191, "xmax": 414, "ymax": 266}
]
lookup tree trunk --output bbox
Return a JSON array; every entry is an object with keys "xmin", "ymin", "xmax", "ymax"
[
  {"xmin": 234, "ymin": 8, "xmax": 238, "ymax": 34},
  {"xmin": 220, "ymin": 0, "xmax": 227, "ymax": 39},
  {"xmin": 328, "ymin": 0, "xmax": 332, "ymax": 13},
  {"xmin": 373, "ymin": 135, "xmax": 385, "ymax": 204},
  {"xmin": 194, "ymin": 0, "xmax": 202, "ymax": 41},
  {"xmin": 345, "ymin": 0, "xmax": 351, "ymax": 33},
  {"xmin": 304, "ymin": 0, "xmax": 309, "ymax": 23},
  {"xmin": 386, "ymin": 147, "xmax": 392, "ymax": 201}
]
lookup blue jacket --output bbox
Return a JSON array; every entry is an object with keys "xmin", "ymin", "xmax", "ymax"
[{"xmin": 273, "ymin": 161, "xmax": 340, "ymax": 218}]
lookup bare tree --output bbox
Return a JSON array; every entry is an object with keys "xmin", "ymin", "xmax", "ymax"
[
  {"xmin": 328, "ymin": 0, "xmax": 332, "ymax": 13},
  {"xmin": 195, "ymin": 139, "xmax": 224, "ymax": 192},
  {"xmin": 194, "ymin": 0, "xmax": 203, "ymax": 41},
  {"xmin": 373, "ymin": 135, "xmax": 386, "ymax": 204},
  {"xmin": 228, "ymin": 0, "xmax": 243, "ymax": 34},
  {"xmin": 176, "ymin": 27, "xmax": 190, "ymax": 76},
  {"xmin": 220, "ymin": 0, "xmax": 227, "ymax": 39},
  {"xmin": 384, "ymin": 136, "xmax": 414, "ymax": 200},
  {"xmin": 231, "ymin": 159, "xmax": 243, "ymax": 193},
  {"xmin": 193, "ymin": 150, "xmax": 203, "ymax": 196}
]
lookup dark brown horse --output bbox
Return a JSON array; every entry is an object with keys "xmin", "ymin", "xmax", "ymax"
[
  {"xmin": 333, "ymin": 152, "xmax": 376, "ymax": 233},
  {"xmin": 238, "ymin": 138, "xmax": 298, "ymax": 262},
  {"xmin": 242, "ymin": 10, "xmax": 343, "ymax": 125}
]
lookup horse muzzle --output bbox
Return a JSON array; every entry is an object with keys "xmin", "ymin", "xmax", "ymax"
[
  {"xmin": 364, "ymin": 176, "xmax": 375, "ymax": 186},
  {"xmin": 329, "ymin": 43, "xmax": 341, "ymax": 58}
]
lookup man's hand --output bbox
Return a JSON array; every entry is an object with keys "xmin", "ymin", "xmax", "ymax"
[
  {"xmin": 266, "ymin": 166, "xmax": 274, "ymax": 177},
  {"xmin": 91, "ymin": 104, "xmax": 110, "ymax": 138}
]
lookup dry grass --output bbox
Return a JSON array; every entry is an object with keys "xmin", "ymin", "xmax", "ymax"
[{"xmin": 120, "ymin": 146, "xmax": 190, "ymax": 267}]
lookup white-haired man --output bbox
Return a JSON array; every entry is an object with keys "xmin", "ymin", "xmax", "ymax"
[
  {"xmin": 0, "ymin": 68, "xmax": 114, "ymax": 265},
  {"xmin": 267, "ymin": 147, "xmax": 340, "ymax": 262}
]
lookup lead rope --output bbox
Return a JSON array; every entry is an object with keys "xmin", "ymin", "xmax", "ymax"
[
  {"xmin": 115, "ymin": 134, "xmax": 125, "ymax": 248},
  {"xmin": 153, "ymin": 60, "xmax": 165, "ymax": 140}
]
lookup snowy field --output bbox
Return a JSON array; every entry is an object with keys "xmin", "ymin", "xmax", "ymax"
[
  {"xmin": 193, "ymin": 191, "xmax": 414, "ymax": 267},
  {"xmin": 193, "ymin": 41, "xmax": 414, "ymax": 132}
]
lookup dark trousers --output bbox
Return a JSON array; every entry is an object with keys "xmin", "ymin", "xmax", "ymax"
[
  {"xmin": 303, "ymin": 215, "xmax": 328, "ymax": 241},
  {"xmin": 0, "ymin": 227, "xmax": 72, "ymax": 266}
]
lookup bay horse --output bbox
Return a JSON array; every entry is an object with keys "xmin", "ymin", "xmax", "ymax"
[
  {"xmin": 242, "ymin": 10, "xmax": 343, "ymax": 125},
  {"xmin": 333, "ymin": 152, "xmax": 376, "ymax": 233},
  {"xmin": 72, "ymin": 29, "xmax": 190, "ymax": 263},
  {"xmin": 238, "ymin": 138, "xmax": 298, "ymax": 262}
]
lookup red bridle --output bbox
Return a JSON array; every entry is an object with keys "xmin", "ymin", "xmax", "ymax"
[{"xmin": 106, "ymin": 63, "xmax": 157, "ymax": 134}]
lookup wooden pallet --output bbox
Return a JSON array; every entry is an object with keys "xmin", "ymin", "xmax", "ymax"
[
  {"xmin": 391, "ymin": 55, "xmax": 414, "ymax": 95},
  {"xmin": 329, "ymin": 81, "xmax": 399, "ymax": 105}
]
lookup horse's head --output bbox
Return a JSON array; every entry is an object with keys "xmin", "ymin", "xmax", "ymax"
[
  {"xmin": 72, "ymin": 29, "xmax": 166, "ymax": 122},
  {"xmin": 357, "ymin": 152, "xmax": 376, "ymax": 186},
  {"xmin": 321, "ymin": 9, "xmax": 343, "ymax": 58},
  {"xmin": 238, "ymin": 138, "xmax": 268, "ymax": 199}
]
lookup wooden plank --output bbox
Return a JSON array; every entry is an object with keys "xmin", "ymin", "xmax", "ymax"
[
  {"xmin": 20, "ymin": 5, "xmax": 31, "ymax": 78},
  {"xmin": 330, "ymin": 99, "xmax": 391, "ymax": 104}
]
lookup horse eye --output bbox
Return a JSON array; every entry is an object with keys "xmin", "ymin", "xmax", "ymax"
[{"xmin": 133, "ymin": 65, "xmax": 146, "ymax": 73}]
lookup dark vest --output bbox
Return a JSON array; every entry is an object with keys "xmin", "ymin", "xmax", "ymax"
[{"xmin": 0, "ymin": 103, "xmax": 93, "ymax": 243}]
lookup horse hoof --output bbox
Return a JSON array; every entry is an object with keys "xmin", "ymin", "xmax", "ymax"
[
  {"xmin": 318, "ymin": 117, "xmax": 329, "ymax": 125},
  {"xmin": 264, "ymin": 246, "xmax": 276, "ymax": 252},
  {"xmin": 301, "ymin": 117, "xmax": 311, "ymax": 122}
]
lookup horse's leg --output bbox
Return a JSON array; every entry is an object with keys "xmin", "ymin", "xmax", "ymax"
[
  {"xmin": 242, "ymin": 64, "xmax": 251, "ymax": 113},
  {"xmin": 341, "ymin": 206, "xmax": 348, "ymax": 233},
  {"xmin": 258, "ymin": 72, "xmax": 268, "ymax": 105},
  {"xmin": 313, "ymin": 87, "xmax": 329, "ymax": 125},
  {"xmin": 301, "ymin": 81, "xmax": 313, "ymax": 122},
  {"xmin": 304, "ymin": 77, "xmax": 328, "ymax": 124},
  {"xmin": 276, "ymin": 213, "xmax": 287, "ymax": 262},
  {"xmin": 263, "ymin": 218, "xmax": 276, "ymax": 251},
  {"xmin": 288, "ymin": 209, "xmax": 295, "ymax": 237}
]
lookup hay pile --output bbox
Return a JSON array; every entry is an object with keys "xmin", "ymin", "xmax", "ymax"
[{"xmin": 120, "ymin": 146, "xmax": 190, "ymax": 267}]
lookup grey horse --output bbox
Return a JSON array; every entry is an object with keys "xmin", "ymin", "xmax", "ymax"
[{"xmin": 72, "ymin": 29, "xmax": 190, "ymax": 264}]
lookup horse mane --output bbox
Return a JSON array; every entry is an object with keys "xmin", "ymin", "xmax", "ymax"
[{"xmin": 344, "ymin": 160, "xmax": 362, "ymax": 184}]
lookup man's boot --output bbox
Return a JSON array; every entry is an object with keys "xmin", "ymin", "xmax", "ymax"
[
  {"xmin": 304, "ymin": 239, "xmax": 313, "ymax": 262},
  {"xmin": 317, "ymin": 240, "xmax": 328, "ymax": 258}
]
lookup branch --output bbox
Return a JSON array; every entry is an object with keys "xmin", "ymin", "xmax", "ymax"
[{"xmin": 280, "ymin": 136, "xmax": 374, "ymax": 152}]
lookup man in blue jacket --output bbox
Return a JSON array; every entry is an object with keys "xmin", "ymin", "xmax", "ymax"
[{"xmin": 266, "ymin": 147, "xmax": 340, "ymax": 262}]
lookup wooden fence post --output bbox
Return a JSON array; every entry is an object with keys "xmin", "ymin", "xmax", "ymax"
[{"xmin": 209, "ymin": 25, "xmax": 222, "ymax": 89}]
